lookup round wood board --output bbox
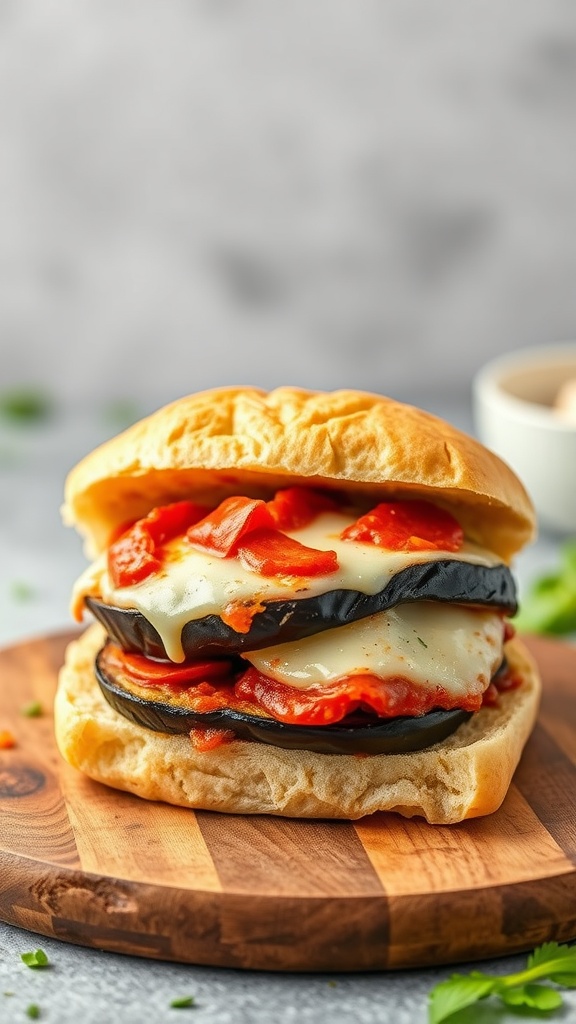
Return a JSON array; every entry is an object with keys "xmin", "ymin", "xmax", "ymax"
[{"xmin": 1, "ymin": 631, "xmax": 575, "ymax": 973}]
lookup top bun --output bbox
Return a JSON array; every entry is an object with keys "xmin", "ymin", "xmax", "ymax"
[{"xmin": 62, "ymin": 386, "xmax": 535, "ymax": 562}]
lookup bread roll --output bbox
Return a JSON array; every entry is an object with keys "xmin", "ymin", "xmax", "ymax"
[
  {"xmin": 62, "ymin": 386, "xmax": 535, "ymax": 561},
  {"xmin": 56, "ymin": 385, "xmax": 540, "ymax": 823}
]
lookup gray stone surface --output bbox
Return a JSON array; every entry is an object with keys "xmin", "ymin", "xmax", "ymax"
[{"xmin": 2, "ymin": 920, "xmax": 576, "ymax": 1024}]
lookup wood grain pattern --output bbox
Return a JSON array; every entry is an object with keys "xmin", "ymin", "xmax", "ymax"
[
  {"xmin": 354, "ymin": 785, "xmax": 573, "ymax": 896},
  {"xmin": 0, "ymin": 630, "xmax": 575, "ymax": 971},
  {"xmin": 60, "ymin": 763, "xmax": 222, "ymax": 891}
]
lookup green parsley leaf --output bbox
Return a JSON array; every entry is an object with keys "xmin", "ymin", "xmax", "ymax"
[
  {"xmin": 21, "ymin": 701, "xmax": 43, "ymax": 718},
  {"xmin": 528, "ymin": 940, "xmax": 576, "ymax": 979},
  {"xmin": 26, "ymin": 1005, "xmax": 41, "ymax": 1020},
  {"xmin": 428, "ymin": 972, "xmax": 495, "ymax": 1023},
  {"xmin": 0, "ymin": 389, "xmax": 52, "ymax": 423},
  {"xmin": 514, "ymin": 541, "xmax": 576, "ymax": 635},
  {"xmin": 500, "ymin": 983, "xmax": 563, "ymax": 1010},
  {"xmin": 170, "ymin": 995, "xmax": 195, "ymax": 1008},
  {"xmin": 428, "ymin": 941, "xmax": 576, "ymax": 1022},
  {"xmin": 20, "ymin": 949, "xmax": 49, "ymax": 969}
]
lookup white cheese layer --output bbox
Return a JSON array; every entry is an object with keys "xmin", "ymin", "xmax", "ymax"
[
  {"xmin": 73, "ymin": 511, "xmax": 503, "ymax": 663},
  {"xmin": 245, "ymin": 603, "xmax": 503, "ymax": 697}
]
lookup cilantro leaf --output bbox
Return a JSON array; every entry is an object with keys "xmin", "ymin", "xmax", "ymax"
[
  {"xmin": 428, "ymin": 972, "xmax": 495, "ymax": 1023},
  {"xmin": 515, "ymin": 541, "xmax": 576, "ymax": 635},
  {"xmin": 20, "ymin": 949, "xmax": 49, "ymax": 969},
  {"xmin": 527, "ymin": 940, "xmax": 564, "ymax": 968},
  {"xmin": 170, "ymin": 995, "xmax": 195, "ymax": 1008},
  {"xmin": 500, "ymin": 983, "xmax": 563, "ymax": 1010},
  {"xmin": 526, "ymin": 941, "xmax": 576, "ymax": 987},
  {"xmin": 428, "ymin": 942, "xmax": 576, "ymax": 1022},
  {"xmin": 528, "ymin": 940, "xmax": 576, "ymax": 970}
]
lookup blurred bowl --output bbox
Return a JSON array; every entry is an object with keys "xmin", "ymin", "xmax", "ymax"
[{"xmin": 473, "ymin": 343, "xmax": 576, "ymax": 536}]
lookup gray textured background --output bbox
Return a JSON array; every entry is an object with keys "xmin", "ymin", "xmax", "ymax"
[{"xmin": 1, "ymin": 0, "xmax": 576, "ymax": 410}]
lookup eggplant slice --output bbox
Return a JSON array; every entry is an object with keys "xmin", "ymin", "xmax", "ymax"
[
  {"xmin": 94, "ymin": 645, "xmax": 473, "ymax": 755},
  {"xmin": 87, "ymin": 560, "xmax": 517, "ymax": 660}
]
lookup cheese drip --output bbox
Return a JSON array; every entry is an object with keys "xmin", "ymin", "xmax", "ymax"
[
  {"xmin": 73, "ymin": 511, "xmax": 503, "ymax": 663},
  {"xmin": 244, "ymin": 603, "xmax": 503, "ymax": 698}
]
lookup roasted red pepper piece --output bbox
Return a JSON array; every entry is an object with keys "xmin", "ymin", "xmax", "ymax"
[
  {"xmin": 108, "ymin": 500, "xmax": 210, "ymax": 588},
  {"xmin": 186, "ymin": 496, "xmax": 276, "ymax": 556},
  {"xmin": 266, "ymin": 487, "xmax": 337, "ymax": 531},
  {"xmin": 104, "ymin": 644, "xmax": 235, "ymax": 687},
  {"xmin": 108, "ymin": 527, "xmax": 160, "ymax": 588},
  {"xmin": 143, "ymin": 501, "xmax": 211, "ymax": 546},
  {"xmin": 236, "ymin": 528, "xmax": 339, "ymax": 578},
  {"xmin": 340, "ymin": 500, "xmax": 463, "ymax": 553}
]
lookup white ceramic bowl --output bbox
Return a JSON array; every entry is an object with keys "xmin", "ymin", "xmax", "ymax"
[{"xmin": 473, "ymin": 343, "xmax": 576, "ymax": 536}]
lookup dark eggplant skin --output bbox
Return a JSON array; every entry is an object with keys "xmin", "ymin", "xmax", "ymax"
[
  {"xmin": 86, "ymin": 560, "xmax": 517, "ymax": 660},
  {"xmin": 94, "ymin": 645, "xmax": 473, "ymax": 755}
]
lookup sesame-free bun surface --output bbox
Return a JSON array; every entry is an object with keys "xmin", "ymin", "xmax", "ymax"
[
  {"xmin": 62, "ymin": 387, "xmax": 535, "ymax": 562},
  {"xmin": 55, "ymin": 624, "xmax": 541, "ymax": 825}
]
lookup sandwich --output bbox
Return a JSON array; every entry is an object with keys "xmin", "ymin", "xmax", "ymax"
[{"xmin": 55, "ymin": 386, "xmax": 540, "ymax": 823}]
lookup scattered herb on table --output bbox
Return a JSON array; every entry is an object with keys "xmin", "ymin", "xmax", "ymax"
[
  {"xmin": 428, "ymin": 941, "xmax": 576, "ymax": 1023},
  {"xmin": 170, "ymin": 995, "xmax": 196, "ymax": 1008},
  {"xmin": 21, "ymin": 701, "xmax": 43, "ymax": 718},
  {"xmin": 26, "ymin": 1005, "xmax": 40, "ymax": 1019},
  {"xmin": 515, "ymin": 540, "xmax": 576, "ymax": 636},
  {"xmin": 0, "ymin": 389, "xmax": 52, "ymax": 423},
  {"xmin": 20, "ymin": 950, "xmax": 49, "ymax": 969}
]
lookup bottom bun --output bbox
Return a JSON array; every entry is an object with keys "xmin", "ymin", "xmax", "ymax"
[{"xmin": 54, "ymin": 623, "xmax": 541, "ymax": 824}]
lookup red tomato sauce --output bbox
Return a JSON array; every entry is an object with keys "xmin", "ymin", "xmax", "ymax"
[
  {"xmin": 189, "ymin": 726, "xmax": 236, "ymax": 752},
  {"xmin": 104, "ymin": 644, "xmax": 508, "ymax": 730},
  {"xmin": 186, "ymin": 662, "xmax": 520, "ymax": 749}
]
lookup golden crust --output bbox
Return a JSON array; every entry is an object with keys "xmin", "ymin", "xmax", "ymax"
[
  {"xmin": 54, "ymin": 624, "xmax": 541, "ymax": 824},
  {"xmin": 62, "ymin": 386, "xmax": 535, "ymax": 562}
]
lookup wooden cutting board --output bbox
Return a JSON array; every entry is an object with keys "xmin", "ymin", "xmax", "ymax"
[{"xmin": 1, "ymin": 630, "xmax": 575, "ymax": 972}]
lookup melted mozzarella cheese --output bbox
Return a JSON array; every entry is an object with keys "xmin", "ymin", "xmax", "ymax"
[
  {"xmin": 73, "ymin": 511, "xmax": 503, "ymax": 663},
  {"xmin": 244, "ymin": 603, "xmax": 503, "ymax": 697}
]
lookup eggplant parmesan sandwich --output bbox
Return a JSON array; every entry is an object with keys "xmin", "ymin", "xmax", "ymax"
[{"xmin": 55, "ymin": 386, "xmax": 541, "ymax": 823}]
